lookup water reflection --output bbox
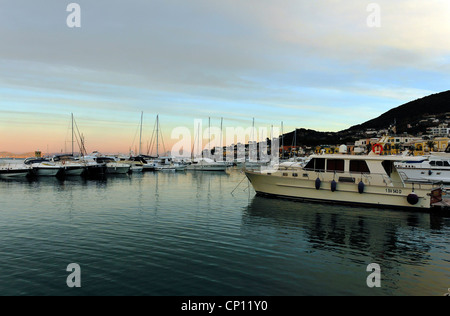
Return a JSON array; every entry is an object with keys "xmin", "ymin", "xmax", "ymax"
[
  {"xmin": 244, "ymin": 196, "xmax": 445, "ymax": 258},
  {"xmin": 1, "ymin": 170, "xmax": 447, "ymax": 296},
  {"xmin": 243, "ymin": 196, "xmax": 450, "ymax": 295}
]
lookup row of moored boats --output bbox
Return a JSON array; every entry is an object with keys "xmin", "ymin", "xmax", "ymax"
[{"xmin": 0, "ymin": 152, "xmax": 231, "ymax": 179}]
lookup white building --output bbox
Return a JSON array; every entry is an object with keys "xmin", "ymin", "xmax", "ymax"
[{"xmin": 429, "ymin": 126, "xmax": 450, "ymax": 137}]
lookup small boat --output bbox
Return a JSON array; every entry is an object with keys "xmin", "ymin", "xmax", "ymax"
[
  {"xmin": 186, "ymin": 158, "xmax": 228, "ymax": 172},
  {"xmin": 0, "ymin": 162, "xmax": 32, "ymax": 179},
  {"xmin": 395, "ymin": 153, "xmax": 450, "ymax": 184},
  {"xmin": 129, "ymin": 163, "xmax": 144, "ymax": 173},
  {"xmin": 52, "ymin": 155, "xmax": 86, "ymax": 176},
  {"xmin": 153, "ymin": 157, "xmax": 186, "ymax": 171},
  {"xmin": 129, "ymin": 156, "xmax": 155, "ymax": 171},
  {"xmin": 79, "ymin": 153, "xmax": 107, "ymax": 177},
  {"xmin": 24, "ymin": 158, "xmax": 62, "ymax": 177},
  {"xmin": 95, "ymin": 157, "xmax": 131, "ymax": 175}
]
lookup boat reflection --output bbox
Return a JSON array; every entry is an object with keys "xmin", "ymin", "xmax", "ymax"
[{"xmin": 244, "ymin": 195, "xmax": 447, "ymax": 262}]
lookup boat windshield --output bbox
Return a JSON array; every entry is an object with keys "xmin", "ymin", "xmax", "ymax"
[
  {"xmin": 430, "ymin": 160, "xmax": 450, "ymax": 167},
  {"xmin": 24, "ymin": 158, "xmax": 49, "ymax": 165}
]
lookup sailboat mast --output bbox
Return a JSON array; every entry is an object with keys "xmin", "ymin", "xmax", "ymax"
[
  {"xmin": 139, "ymin": 111, "xmax": 143, "ymax": 156},
  {"xmin": 71, "ymin": 113, "xmax": 74, "ymax": 156},
  {"xmin": 220, "ymin": 117, "xmax": 223, "ymax": 161},
  {"xmin": 156, "ymin": 115, "xmax": 159, "ymax": 157},
  {"xmin": 281, "ymin": 121, "xmax": 284, "ymax": 159},
  {"xmin": 208, "ymin": 117, "xmax": 211, "ymax": 157}
]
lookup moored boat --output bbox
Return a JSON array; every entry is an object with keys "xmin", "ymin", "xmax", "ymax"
[
  {"xmin": 245, "ymin": 153, "xmax": 442, "ymax": 210},
  {"xmin": 24, "ymin": 158, "xmax": 62, "ymax": 177},
  {"xmin": 0, "ymin": 162, "xmax": 32, "ymax": 179},
  {"xmin": 55, "ymin": 156, "xmax": 86, "ymax": 176},
  {"xmin": 395, "ymin": 153, "xmax": 450, "ymax": 184},
  {"xmin": 186, "ymin": 158, "xmax": 228, "ymax": 172}
]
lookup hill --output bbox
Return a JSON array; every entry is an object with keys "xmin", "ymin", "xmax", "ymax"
[
  {"xmin": 0, "ymin": 152, "xmax": 37, "ymax": 158},
  {"xmin": 282, "ymin": 90, "xmax": 450, "ymax": 147},
  {"xmin": 345, "ymin": 90, "xmax": 450, "ymax": 134}
]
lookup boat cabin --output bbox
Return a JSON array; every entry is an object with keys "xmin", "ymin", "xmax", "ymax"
[{"xmin": 302, "ymin": 154, "xmax": 409, "ymax": 176}]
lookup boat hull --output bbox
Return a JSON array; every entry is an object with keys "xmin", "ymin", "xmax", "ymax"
[
  {"xmin": 397, "ymin": 167, "xmax": 450, "ymax": 184},
  {"xmin": 32, "ymin": 167, "xmax": 61, "ymax": 177},
  {"xmin": 63, "ymin": 166, "xmax": 85, "ymax": 176},
  {"xmin": 245, "ymin": 171, "xmax": 435, "ymax": 210},
  {"xmin": 106, "ymin": 167, "xmax": 130, "ymax": 174},
  {"xmin": 130, "ymin": 166, "xmax": 144, "ymax": 173},
  {"xmin": 0, "ymin": 169, "xmax": 30, "ymax": 179},
  {"xmin": 186, "ymin": 165, "xmax": 227, "ymax": 171}
]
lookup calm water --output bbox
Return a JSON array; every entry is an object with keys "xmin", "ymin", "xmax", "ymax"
[{"xmin": 0, "ymin": 169, "xmax": 449, "ymax": 296}]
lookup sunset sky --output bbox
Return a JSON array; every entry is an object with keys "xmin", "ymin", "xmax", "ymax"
[{"xmin": 1, "ymin": 0, "xmax": 450, "ymax": 154}]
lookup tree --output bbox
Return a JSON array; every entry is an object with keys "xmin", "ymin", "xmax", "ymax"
[{"xmin": 426, "ymin": 140, "xmax": 436, "ymax": 152}]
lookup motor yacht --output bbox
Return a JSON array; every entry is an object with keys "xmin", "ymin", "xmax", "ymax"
[
  {"xmin": 186, "ymin": 158, "xmax": 228, "ymax": 172},
  {"xmin": 245, "ymin": 153, "xmax": 442, "ymax": 210},
  {"xmin": 24, "ymin": 158, "xmax": 62, "ymax": 177}
]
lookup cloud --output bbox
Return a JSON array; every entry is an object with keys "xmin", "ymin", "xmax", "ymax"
[{"xmin": 0, "ymin": 0, "xmax": 449, "ymax": 152}]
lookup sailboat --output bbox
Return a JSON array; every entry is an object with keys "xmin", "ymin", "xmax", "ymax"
[
  {"xmin": 186, "ymin": 118, "xmax": 227, "ymax": 172},
  {"xmin": 128, "ymin": 112, "xmax": 156, "ymax": 172},
  {"xmin": 147, "ymin": 115, "xmax": 186, "ymax": 171},
  {"xmin": 53, "ymin": 113, "xmax": 88, "ymax": 176}
]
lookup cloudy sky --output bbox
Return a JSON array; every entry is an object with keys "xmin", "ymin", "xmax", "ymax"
[{"xmin": 0, "ymin": 0, "xmax": 449, "ymax": 154}]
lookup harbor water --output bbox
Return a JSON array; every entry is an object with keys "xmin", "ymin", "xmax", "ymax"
[{"xmin": 0, "ymin": 169, "xmax": 448, "ymax": 296}]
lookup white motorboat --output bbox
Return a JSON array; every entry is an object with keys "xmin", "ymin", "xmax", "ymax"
[
  {"xmin": 395, "ymin": 153, "xmax": 450, "ymax": 184},
  {"xmin": 95, "ymin": 157, "xmax": 131, "ymax": 175},
  {"xmin": 129, "ymin": 164, "xmax": 144, "ymax": 173},
  {"xmin": 153, "ymin": 157, "xmax": 186, "ymax": 171},
  {"xmin": 245, "ymin": 153, "xmax": 442, "ymax": 210},
  {"xmin": 117, "ymin": 157, "xmax": 144, "ymax": 173},
  {"xmin": 24, "ymin": 158, "xmax": 62, "ymax": 177},
  {"xmin": 51, "ymin": 155, "xmax": 87, "ymax": 176},
  {"xmin": 128, "ymin": 156, "xmax": 155, "ymax": 171},
  {"xmin": 79, "ymin": 155, "xmax": 106, "ymax": 177},
  {"xmin": 0, "ymin": 162, "xmax": 32, "ymax": 179},
  {"xmin": 186, "ymin": 158, "xmax": 228, "ymax": 172}
]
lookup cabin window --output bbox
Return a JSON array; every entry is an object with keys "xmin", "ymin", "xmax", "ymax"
[
  {"xmin": 445, "ymin": 161, "xmax": 450, "ymax": 167},
  {"xmin": 430, "ymin": 161, "xmax": 436, "ymax": 166},
  {"xmin": 304, "ymin": 158, "xmax": 325, "ymax": 172},
  {"xmin": 350, "ymin": 160, "xmax": 370, "ymax": 174},
  {"xmin": 436, "ymin": 161, "xmax": 443, "ymax": 167},
  {"xmin": 326, "ymin": 159, "xmax": 344, "ymax": 173},
  {"xmin": 292, "ymin": 173, "xmax": 298, "ymax": 177}
]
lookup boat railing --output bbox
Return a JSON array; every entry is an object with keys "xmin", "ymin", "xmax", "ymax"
[{"xmin": 0, "ymin": 163, "xmax": 31, "ymax": 172}]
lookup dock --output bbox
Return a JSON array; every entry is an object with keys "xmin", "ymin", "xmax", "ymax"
[{"xmin": 431, "ymin": 188, "xmax": 450, "ymax": 215}]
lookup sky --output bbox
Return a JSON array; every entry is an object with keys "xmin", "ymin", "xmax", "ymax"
[{"xmin": 0, "ymin": 0, "xmax": 449, "ymax": 154}]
